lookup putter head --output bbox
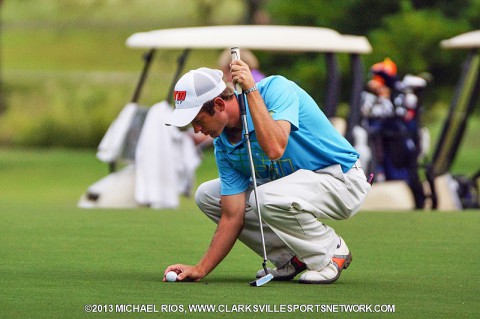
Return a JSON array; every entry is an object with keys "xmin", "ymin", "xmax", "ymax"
[{"xmin": 249, "ymin": 273, "xmax": 274, "ymax": 287}]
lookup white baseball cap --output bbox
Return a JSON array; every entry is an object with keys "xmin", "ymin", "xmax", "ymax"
[{"xmin": 165, "ymin": 67, "xmax": 226, "ymax": 127}]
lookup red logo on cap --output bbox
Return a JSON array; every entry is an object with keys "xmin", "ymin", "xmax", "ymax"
[{"xmin": 174, "ymin": 91, "xmax": 187, "ymax": 103}]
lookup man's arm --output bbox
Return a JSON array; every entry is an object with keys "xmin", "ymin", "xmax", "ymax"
[
  {"xmin": 163, "ymin": 192, "xmax": 246, "ymax": 282},
  {"xmin": 230, "ymin": 60, "xmax": 291, "ymax": 160}
]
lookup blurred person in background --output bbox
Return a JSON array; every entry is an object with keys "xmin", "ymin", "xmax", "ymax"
[{"xmin": 361, "ymin": 58, "xmax": 427, "ymax": 209}]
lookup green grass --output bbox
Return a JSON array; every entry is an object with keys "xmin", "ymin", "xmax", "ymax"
[
  {"xmin": 1, "ymin": 148, "xmax": 479, "ymax": 319},
  {"xmin": 1, "ymin": 1, "xmax": 479, "ymax": 317}
]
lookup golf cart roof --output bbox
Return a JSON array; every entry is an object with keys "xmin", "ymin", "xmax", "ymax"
[
  {"xmin": 441, "ymin": 30, "xmax": 480, "ymax": 49},
  {"xmin": 126, "ymin": 25, "xmax": 372, "ymax": 54}
]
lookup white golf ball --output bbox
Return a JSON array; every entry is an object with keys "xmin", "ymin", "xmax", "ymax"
[{"xmin": 166, "ymin": 271, "xmax": 178, "ymax": 282}]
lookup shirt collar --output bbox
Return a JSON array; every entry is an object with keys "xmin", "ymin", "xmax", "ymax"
[{"xmin": 218, "ymin": 94, "xmax": 255, "ymax": 153}]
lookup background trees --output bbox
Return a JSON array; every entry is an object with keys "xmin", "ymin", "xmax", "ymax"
[
  {"xmin": 1, "ymin": 0, "xmax": 479, "ymax": 147},
  {"xmin": 260, "ymin": 0, "xmax": 479, "ymax": 111}
]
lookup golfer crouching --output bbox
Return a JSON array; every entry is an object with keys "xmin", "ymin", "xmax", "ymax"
[{"xmin": 163, "ymin": 58, "xmax": 371, "ymax": 284}]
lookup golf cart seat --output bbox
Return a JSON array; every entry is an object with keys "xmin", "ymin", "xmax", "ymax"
[{"xmin": 362, "ymin": 180, "xmax": 416, "ymax": 210}]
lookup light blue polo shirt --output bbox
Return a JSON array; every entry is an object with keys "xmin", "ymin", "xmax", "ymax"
[{"xmin": 214, "ymin": 75, "xmax": 359, "ymax": 195}]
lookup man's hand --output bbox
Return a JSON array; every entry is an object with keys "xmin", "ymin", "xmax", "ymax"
[
  {"xmin": 230, "ymin": 59, "xmax": 256, "ymax": 92},
  {"xmin": 163, "ymin": 264, "xmax": 206, "ymax": 282}
]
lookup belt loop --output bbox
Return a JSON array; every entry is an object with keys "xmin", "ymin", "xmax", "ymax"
[{"xmin": 353, "ymin": 159, "xmax": 362, "ymax": 170}]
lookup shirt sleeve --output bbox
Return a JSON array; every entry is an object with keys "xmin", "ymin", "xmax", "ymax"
[{"xmin": 260, "ymin": 76, "xmax": 300, "ymax": 131}]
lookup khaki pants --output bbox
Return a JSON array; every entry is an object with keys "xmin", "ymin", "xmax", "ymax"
[{"xmin": 194, "ymin": 161, "xmax": 371, "ymax": 271}]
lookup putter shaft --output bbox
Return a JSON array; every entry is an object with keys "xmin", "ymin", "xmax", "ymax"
[{"xmin": 231, "ymin": 47, "xmax": 272, "ymax": 286}]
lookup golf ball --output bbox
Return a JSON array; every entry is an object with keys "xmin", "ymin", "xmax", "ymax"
[{"xmin": 166, "ymin": 271, "xmax": 178, "ymax": 282}]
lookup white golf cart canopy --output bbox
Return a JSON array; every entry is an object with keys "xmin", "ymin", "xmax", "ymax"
[
  {"xmin": 126, "ymin": 25, "xmax": 372, "ymax": 53},
  {"xmin": 441, "ymin": 30, "xmax": 480, "ymax": 49}
]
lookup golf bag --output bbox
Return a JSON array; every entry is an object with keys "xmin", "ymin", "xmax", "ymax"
[
  {"xmin": 452, "ymin": 171, "xmax": 480, "ymax": 209},
  {"xmin": 360, "ymin": 74, "xmax": 428, "ymax": 209}
]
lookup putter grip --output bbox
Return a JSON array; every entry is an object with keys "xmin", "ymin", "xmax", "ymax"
[
  {"xmin": 231, "ymin": 47, "xmax": 246, "ymax": 115},
  {"xmin": 230, "ymin": 47, "xmax": 243, "ymax": 93}
]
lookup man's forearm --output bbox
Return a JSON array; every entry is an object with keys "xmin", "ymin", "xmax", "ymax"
[{"xmin": 196, "ymin": 208, "xmax": 244, "ymax": 277}]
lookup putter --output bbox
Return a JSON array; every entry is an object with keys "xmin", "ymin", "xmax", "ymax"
[{"xmin": 231, "ymin": 47, "xmax": 274, "ymax": 287}]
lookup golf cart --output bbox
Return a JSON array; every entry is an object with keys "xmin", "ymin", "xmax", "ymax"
[
  {"xmin": 78, "ymin": 25, "xmax": 372, "ymax": 209},
  {"xmin": 362, "ymin": 30, "xmax": 480, "ymax": 210},
  {"xmin": 426, "ymin": 30, "xmax": 480, "ymax": 210}
]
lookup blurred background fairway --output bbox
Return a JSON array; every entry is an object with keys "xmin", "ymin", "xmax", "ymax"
[
  {"xmin": 0, "ymin": 0, "xmax": 245, "ymax": 147},
  {"xmin": 1, "ymin": 1, "xmax": 480, "ymax": 318},
  {"xmin": 1, "ymin": 148, "xmax": 480, "ymax": 319}
]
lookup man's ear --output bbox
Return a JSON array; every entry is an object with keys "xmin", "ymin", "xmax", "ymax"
[{"xmin": 214, "ymin": 97, "xmax": 225, "ymax": 111}]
